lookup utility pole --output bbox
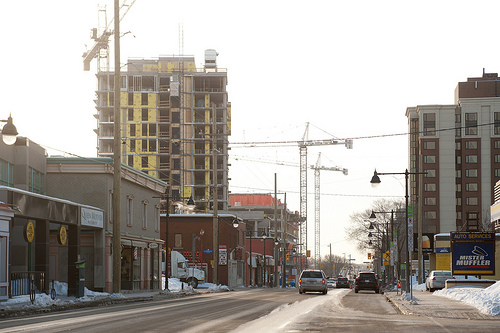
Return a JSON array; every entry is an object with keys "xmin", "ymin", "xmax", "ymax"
[
  {"xmin": 274, "ymin": 173, "xmax": 278, "ymax": 287},
  {"xmin": 112, "ymin": 0, "xmax": 121, "ymax": 294},
  {"xmin": 212, "ymin": 104, "xmax": 219, "ymax": 285}
]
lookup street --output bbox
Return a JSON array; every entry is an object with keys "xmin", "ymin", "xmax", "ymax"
[{"xmin": 0, "ymin": 288, "xmax": 499, "ymax": 333}]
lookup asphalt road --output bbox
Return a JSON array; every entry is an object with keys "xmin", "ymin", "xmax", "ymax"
[{"xmin": 0, "ymin": 288, "xmax": 498, "ymax": 332}]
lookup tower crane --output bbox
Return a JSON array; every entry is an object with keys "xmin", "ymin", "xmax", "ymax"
[
  {"xmin": 82, "ymin": 0, "xmax": 136, "ymax": 71},
  {"xmin": 299, "ymin": 123, "xmax": 352, "ymax": 266},
  {"xmin": 310, "ymin": 152, "xmax": 347, "ymax": 269}
]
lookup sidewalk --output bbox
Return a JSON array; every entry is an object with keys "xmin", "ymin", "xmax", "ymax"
[
  {"xmin": 0, "ymin": 287, "xmax": 220, "ymax": 319},
  {"xmin": 385, "ymin": 290, "xmax": 499, "ymax": 320}
]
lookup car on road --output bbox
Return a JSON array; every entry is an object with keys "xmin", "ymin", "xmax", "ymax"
[
  {"xmin": 298, "ymin": 269, "xmax": 328, "ymax": 294},
  {"xmin": 426, "ymin": 270, "xmax": 454, "ymax": 291},
  {"xmin": 354, "ymin": 271, "xmax": 380, "ymax": 293},
  {"xmin": 335, "ymin": 277, "xmax": 350, "ymax": 288},
  {"xmin": 327, "ymin": 278, "xmax": 336, "ymax": 288}
]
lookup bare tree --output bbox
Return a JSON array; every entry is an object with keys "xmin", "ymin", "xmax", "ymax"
[{"xmin": 345, "ymin": 199, "xmax": 405, "ymax": 257}]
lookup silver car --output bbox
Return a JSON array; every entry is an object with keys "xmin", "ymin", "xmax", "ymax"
[
  {"xmin": 298, "ymin": 270, "xmax": 328, "ymax": 294},
  {"xmin": 426, "ymin": 270, "xmax": 454, "ymax": 291}
]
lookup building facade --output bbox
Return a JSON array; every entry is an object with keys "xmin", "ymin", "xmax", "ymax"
[
  {"xmin": 46, "ymin": 157, "xmax": 166, "ymax": 292},
  {"xmin": 406, "ymin": 71, "xmax": 500, "ymax": 236},
  {"xmin": 94, "ymin": 50, "xmax": 231, "ymax": 211}
]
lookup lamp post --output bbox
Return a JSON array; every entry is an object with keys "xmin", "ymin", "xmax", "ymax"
[
  {"xmin": 369, "ymin": 210, "xmax": 395, "ymax": 286},
  {"xmin": 274, "ymin": 238, "xmax": 280, "ymax": 287},
  {"xmin": 262, "ymin": 233, "xmax": 267, "ymax": 287},
  {"xmin": 370, "ymin": 169, "xmax": 426, "ymax": 299}
]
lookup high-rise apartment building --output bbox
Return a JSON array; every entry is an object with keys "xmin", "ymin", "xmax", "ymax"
[
  {"xmin": 406, "ymin": 71, "xmax": 500, "ymax": 234},
  {"xmin": 94, "ymin": 50, "xmax": 231, "ymax": 210}
]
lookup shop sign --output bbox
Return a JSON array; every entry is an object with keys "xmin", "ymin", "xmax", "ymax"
[
  {"xmin": 81, "ymin": 207, "xmax": 104, "ymax": 228},
  {"xmin": 24, "ymin": 221, "xmax": 35, "ymax": 243},
  {"xmin": 451, "ymin": 232, "xmax": 495, "ymax": 275},
  {"xmin": 58, "ymin": 225, "xmax": 67, "ymax": 245}
]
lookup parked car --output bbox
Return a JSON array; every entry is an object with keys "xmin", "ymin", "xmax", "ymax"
[
  {"xmin": 335, "ymin": 277, "xmax": 350, "ymax": 288},
  {"xmin": 298, "ymin": 270, "xmax": 328, "ymax": 294},
  {"xmin": 426, "ymin": 270, "xmax": 454, "ymax": 291},
  {"xmin": 354, "ymin": 271, "xmax": 380, "ymax": 293},
  {"xmin": 327, "ymin": 278, "xmax": 336, "ymax": 288}
]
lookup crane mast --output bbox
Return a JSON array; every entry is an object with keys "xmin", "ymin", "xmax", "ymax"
[
  {"xmin": 311, "ymin": 153, "xmax": 348, "ymax": 269},
  {"xmin": 299, "ymin": 123, "xmax": 352, "ymax": 268},
  {"xmin": 82, "ymin": 0, "xmax": 136, "ymax": 71}
]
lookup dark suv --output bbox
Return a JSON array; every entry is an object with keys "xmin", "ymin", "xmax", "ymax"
[
  {"xmin": 336, "ymin": 277, "xmax": 349, "ymax": 288},
  {"xmin": 354, "ymin": 271, "xmax": 379, "ymax": 293}
]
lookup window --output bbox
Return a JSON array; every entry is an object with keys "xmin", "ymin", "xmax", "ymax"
[
  {"xmin": 456, "ymin": 170, "xmax": 461, "ymax": 178},
  {"xmin": 495, "ymin": 112, "xmax": 500, "ymax": 135},
  {"xmin": 128, "ymin": 108, "xmax": 134, "ymax": 121},
  {"xmin": 495, "ymin": 169, "xmax": 500, "ymax": 177},
  {"xmin": 141, "ymin": 93, "xmax": 148, "ymax": 105},
  {"xmin": 455, "ymin": 141, "xmax": 461, "ymax": 150},
  {"xmin": 30, "ymin": 167, "xmax": 45, "ymax": 194},
  {"xmin": 424, "ymin": 211, "xmax": 437, "ymax": 219},
  {"xmin": 466, "ymin": 183, "xmax": 478, "ymax": 191},
  {"xmin": 142, "ymin": 108, "xmax": 148, "ymax": 121},
  {"xmin": 425, "ymin": 169, "xmax": 436, "ymax": 177},
  {"xmin": 155, "ymin": 205, "xmax": 160, "ymax": 232},
  {"xmin": 465, "ymin": 169, "xmax": 478, "ymax": 177},
  {"xmin": 424, "ymin": 155, "xmax": 436, "ymax": 163},
  {"xmin": 142, "ymin": 200, "xmax": 148, "ymax": 229},
  {"xmin": 424, "ymin": 183, "xmax": 436, "ymax": 192},
  {"xmin": 174, "ymin": 233, "xmax": 182, "ymax": 248},
  {"xmin": 456, "ymin": 197, "xmax": 461, "ymax": 206},
  {"xmin": 465, "ymin": 141, "xmax": 478, "ymax": 149},
  {"xmin": 130, "ymin": 139, "xmax": 136, "ymax": 152},
  {"xmin": 130, "ymin": 124, "xmax": 136, "ymax": 136},
  {"xmin": 456, "ymin": 184, "xmax": 461, "ymax": 192},
  {"xmin": 126, "ymin": 195, "xmax": 134, "ymax": 226},
  {"xmin": 142, "ymin": 139, "xmax": 148, "ymax": 152},
  {"xmin": 423, "ymin": 113, "xmax": 436, "ymax": 136},
  {"xmin": 424, "ymin": 197, "xmax": 437, "ymax": 205},
  {"xmin": 128, "ymin": 155, "xmax": 134, "ymax": 166},
  {"xmin": 495, "ymin": 155, "xmax": 500, "ymax": 163},
  {"xmin": 466, "ymin": 197, "xmax": 478, "ymax": 205},
  {"xmin": 149, "ymin": 124, "xmax": 156, "ymax": 136},
  {"xmin": 495, "ymin": 140, "xmax": 500, "ymax": 149},
  {"xmin": 465, "ymin": 113, "xmax": 478, "ymax": 135},
  {"xmin": 457, "ymin": 155, "xmax": 461, "ymax": 164},
  {"xmin": 173, "ymin": 159, "xmax": 181, "ymax": 170},
  {"xmin": 149, "ymin": 139, "xmax": 156, "ymax": 152},
  {"xmin": 128, "ymin": 93, "xmax": 134, "ymax": 105},
  {"xmin": 0, "ymin": 159, "xmax": 14, "ymax": 186},
  {"xmin": 465, "ymin": 155, "xmax": 477, "ymax": 163},
  {"xmin": 141, "ymin": 156, "xmax": 148, "ymax": 168},
  {"xmin": 423, "ymin": 141, "xmax": 436, "ymax": 150},
  {"xmin": 142, "ymin": 124, "xmax": 148, "ymax": 136}
]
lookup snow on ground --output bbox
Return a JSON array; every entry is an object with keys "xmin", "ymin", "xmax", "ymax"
[{"xmin": 409, "ymin": 275, "xmax": 500, "ymax": 316}]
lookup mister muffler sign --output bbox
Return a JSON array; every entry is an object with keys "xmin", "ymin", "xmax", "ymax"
[{"xmin": 451, "ymin": 232, "xmax": 495, "ymax": 275}]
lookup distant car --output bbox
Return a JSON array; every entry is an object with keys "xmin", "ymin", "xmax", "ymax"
[
  {"xmin": 426, "ymin": 270, "xmax": 454, "ymax": 291},
  {"xmin": 327, "ymin": 278, "xmax": 336, "ymax": 288},
  {"xmin": 298, "ymin": 270, "xmax": 328, "ymax": 294},
  {"xmin": 354, "ymin": 271, "xmax": 380, "ymax": 294},
  {"xmin": 335, "ymin": 277, "xmax": 350, "ymax": 288}
]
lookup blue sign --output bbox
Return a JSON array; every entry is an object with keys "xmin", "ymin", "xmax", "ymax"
[
  {"xmin": 451, "ymin": 234, "xmax": 495, "ymax": 275},
  {"xmin": 203, "ymin": 249, "xmax": 213, "ymax": 254}
]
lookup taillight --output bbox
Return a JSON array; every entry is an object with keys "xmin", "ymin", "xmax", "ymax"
[
  {"xmin": 432, "ymin": 277, "xmax": 436, "ymax": 281},
  {"xmin": 299, "ymin": 279, "xmax": 302, "ymax": 283},
  {"xmin": 322, "ymin": 279, "xmax": 325, "ymax": 284}
]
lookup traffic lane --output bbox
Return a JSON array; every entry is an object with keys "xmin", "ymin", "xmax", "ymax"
[
  {"xmin": 342, "ymin": 289, "xmax": 398, "ymax": 315},
  {"xmin": 0, "ymin": 289, "xmax": 308, "ymax": 333},
  {"xmin": 287, "ymin": 289, "xmax": 500, "ymax": 333}
]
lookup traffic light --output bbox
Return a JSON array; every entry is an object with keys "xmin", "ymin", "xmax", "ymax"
[
  {"xmin": 286, "ymin": 253, "xmax": 289, "ymax": 261},
  {"xmin": 368, "ymin": 253, "xmax": 371, "ymax": 259}
]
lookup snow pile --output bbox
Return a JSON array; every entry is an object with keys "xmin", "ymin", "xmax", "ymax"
[{"xmin": 434, "ymin": 281, "xmax": 500, "ymax": 316}]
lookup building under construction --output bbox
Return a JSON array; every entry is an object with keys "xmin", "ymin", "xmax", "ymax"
[{"xmin": 94, "ymin": 50, "xmax": 231, "ymax": 210}]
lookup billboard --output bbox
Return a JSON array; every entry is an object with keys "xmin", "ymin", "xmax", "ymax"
[
  {"xmin": 413, "ymin": 233, "xmax": 435, "ymax": 253},
  {"xmin": 451, "ymin": 232, "xmax": 495, "ymax": 275}
]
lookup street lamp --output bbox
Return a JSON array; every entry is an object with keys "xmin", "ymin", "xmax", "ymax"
[
  {"xmin": 369, "ymin": 210, "xmax": 396, "ymax": 287},
  {"xmin": 1, "ymin": 115, "xmax": 18, "ymax": 145},
  {"xmin": 370, "ymin": 169, "xmax": 426, "ymax": 299}
]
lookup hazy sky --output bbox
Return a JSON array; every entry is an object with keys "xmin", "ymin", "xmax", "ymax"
[{"xmin": 2, "ymin": 0, "xmax": 499, "ymax": 264}]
